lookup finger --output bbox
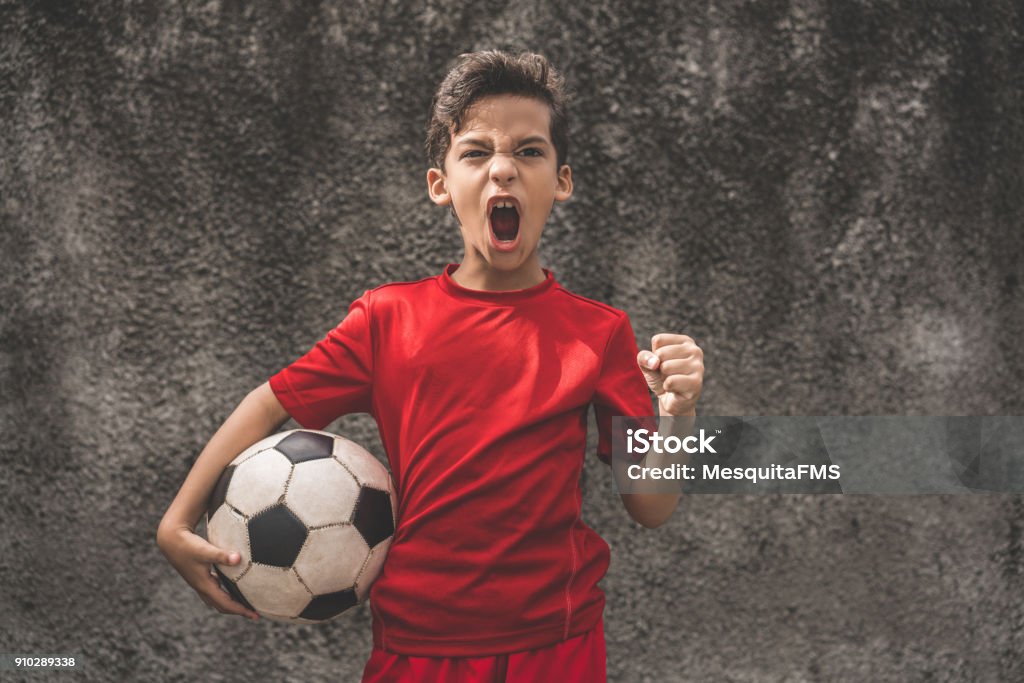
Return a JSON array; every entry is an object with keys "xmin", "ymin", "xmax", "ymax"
[
  {"xmin": 653, "ymin": 342, "xmax": 703, "ymax": 363},
  {"xmin": 658, "ymin": 358, "xmax": 703, "ymax": 376},
  {"xmin": 200, "ymin": 573, "xmax": 260, "ymax": 621},
  {"xmin": 637, "ymin": 352, "xmax": 666, "ymax": 398},
  {"xmin": 652, "ymin": 334, "xmax": 693, "ymax": 351},
  {"xmin": 638, "ymin": 349, "xmax": 661, "ymax": 371},
  {"xmin": 186, "ymin": 533, "xmax": 241, "ymax": 566},
  {"xmin": 663, "ymin": 373, "xmax": 702, "ymax": 399}
]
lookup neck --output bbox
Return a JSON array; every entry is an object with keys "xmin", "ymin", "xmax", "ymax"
[{"xmin": 452, "ymin": 252, "xmax": 546, "ymax": 291}]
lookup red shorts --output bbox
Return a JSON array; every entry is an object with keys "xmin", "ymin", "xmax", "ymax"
[{"xmin": 361, "ymin": 618, "xmax": 607, "ymax": 683}]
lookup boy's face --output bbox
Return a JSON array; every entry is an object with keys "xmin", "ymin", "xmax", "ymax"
[{"xmin": 427, "ymin": 94, "xmax": 572, "ymax": 273}]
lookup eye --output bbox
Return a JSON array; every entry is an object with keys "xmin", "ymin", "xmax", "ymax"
[
  {"xmin": 461, "ymin": 150, "xmax": 486, "ymax": 159},
  {"xmin": 520, "ymin": 148, "xmax": 543, "ymax": 157}
]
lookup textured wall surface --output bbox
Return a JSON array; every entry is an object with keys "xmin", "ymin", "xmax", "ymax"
[{"xmin": 2, "ymin": 1, "xmax": 1023, "ymax": 681}]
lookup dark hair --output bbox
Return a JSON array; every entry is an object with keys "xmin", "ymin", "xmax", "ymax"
[{"xmin": 425, "ymin": 50, "xmax": 570, "ymax": 173}]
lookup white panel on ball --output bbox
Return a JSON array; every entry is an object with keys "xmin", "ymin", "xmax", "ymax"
[
  {"xmin": 355, "ymin": 540, "xmax": 390, "ymax": 602},
  {"xmin": 335, "ymin": 440, "xmax": 390, "ymax": 491},
  {"xmin": 230, "ymin": 431, "xmax": 293, "ymax": 467},
  {"xmin": 236, "ymin": 565, "xmax": 311, "ymax": 618},
  {"xmin": 293, "ymin": 525, "xmax": 369, "ymax": 595},
  {"xmin": 286, "ymin": 458, "xmax": 361, "ymax": 528},
  {"xmin": 227, "ymin": 450, "xmax": 293, "ymax": 516}
]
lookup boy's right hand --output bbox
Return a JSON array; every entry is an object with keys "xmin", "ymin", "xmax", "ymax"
[{"xmin": 157, "ymin": 525, "xmax": 260, "ymax": 622}]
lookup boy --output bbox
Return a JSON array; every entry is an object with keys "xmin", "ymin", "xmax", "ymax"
[{"xmin": 157, "ymin": 50, "xmax": 704, "ymax": 682}]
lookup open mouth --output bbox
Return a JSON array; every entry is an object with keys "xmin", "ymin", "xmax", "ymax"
[{"xmin": 489, "ymin": 203, "xmax": 520, "ymax": 242}]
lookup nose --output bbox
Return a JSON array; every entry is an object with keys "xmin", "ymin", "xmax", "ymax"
[{"xmin": 489, "ymin": 152, "xmax": 519, "ymax": 186}]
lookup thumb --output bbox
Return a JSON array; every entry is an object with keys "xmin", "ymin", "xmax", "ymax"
[{"xmin": 637, "ymin": 350, "xmax": 664, "ymax": 395}]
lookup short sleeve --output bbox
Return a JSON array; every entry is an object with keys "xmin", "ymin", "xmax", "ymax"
[
  {"xmin": 268, "ymin": 290, "xmax": 374, "ymax": 430},
  {"xmin": 592, "ymin": 313, "xmax": 657, "ymax": 465}
]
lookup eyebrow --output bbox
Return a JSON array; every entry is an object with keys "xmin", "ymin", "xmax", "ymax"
[{"xmin": 457, "ymin": 135, "xmax": 550, "ymax": 148}]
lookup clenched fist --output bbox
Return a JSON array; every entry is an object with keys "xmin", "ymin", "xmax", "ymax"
[{"xmin": 637, "ymin": 334, "xmax": 704, "ymax": 416}]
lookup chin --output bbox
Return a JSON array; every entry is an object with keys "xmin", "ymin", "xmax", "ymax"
[{"xmin": 486, "ymin": 238, "xmax": 536, "ymax": 263}]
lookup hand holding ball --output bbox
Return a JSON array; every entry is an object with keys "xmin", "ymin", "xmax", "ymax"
[{"xmin": 205, "ymin": 430, "xmax": 397, "ymax": 624}]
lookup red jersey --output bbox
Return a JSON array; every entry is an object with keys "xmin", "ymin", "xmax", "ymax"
[{"xmin": 268, "ymin": 263, "xmax": 654, "ymax": 656}]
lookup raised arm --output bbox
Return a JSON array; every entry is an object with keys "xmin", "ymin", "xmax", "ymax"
[
  {"xmin": 616, "ymin": 412, "xmax": 694, "ymax": 528},
  {"xmin": 620, "ymin": 332, "xmax": 704, "ymax": 528}
]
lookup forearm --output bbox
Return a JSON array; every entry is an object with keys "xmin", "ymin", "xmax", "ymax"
[
  {"xmin": 618, "ymin": 410, "xmax": 695, "ymax": 528},
  {"xmin": 158, "ymin": 382, "xmax": 290, "ymax": 537}
]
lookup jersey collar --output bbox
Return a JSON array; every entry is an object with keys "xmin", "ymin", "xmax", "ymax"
[{"xmin": 438, "ymin": 263, "xmax": 558, "ymax": 305}]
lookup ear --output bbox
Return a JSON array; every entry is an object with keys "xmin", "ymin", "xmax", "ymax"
[
  {"xmin": 554, "ymin": 164, "xmax": 573, "ymax": 203},
  {"xmin": 427, "ymin": 167, "xmax": 451, "ymax": 207}
]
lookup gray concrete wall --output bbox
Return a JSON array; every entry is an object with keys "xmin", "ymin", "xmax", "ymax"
[{"xmin": 2, "ymin": 1, "xmax": 1022, "ymax": 681}]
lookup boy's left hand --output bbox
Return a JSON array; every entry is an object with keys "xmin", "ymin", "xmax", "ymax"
[{"xmin": 637, "ymin": 334, "xmax": 704, "ymax": 416}]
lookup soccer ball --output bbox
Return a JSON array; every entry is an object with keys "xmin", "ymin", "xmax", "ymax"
[{"xmin": 204, "ymin": 429, "xmax": 396, "ymax": 624}]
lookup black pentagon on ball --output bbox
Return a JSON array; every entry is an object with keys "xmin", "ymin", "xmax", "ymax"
[
  {"xmin": 275, "ymin": 431, "xmax": 335, "ymax": 464},
  {"xmin": 299, "ymin": 588, "xmax": 358, "ymax": 621},
  {"xmin": 214, "ymin": 566, "xmax": 255, "ymax": 612},
  {"xmin": 248, "ymin": 505, "xmax": 308, "ymax": 567},
  {"xmin": 206, "ymin": 464, "xmax": 235, "ymax": 518},
  {"xmin": 353, "ymin": 487, "xmax": 394, "ymax": 549}
]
